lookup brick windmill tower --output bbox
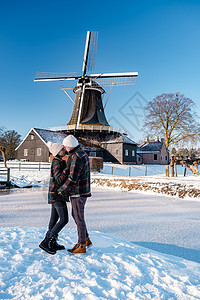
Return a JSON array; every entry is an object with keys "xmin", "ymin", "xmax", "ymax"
[{"xmin": 34, "ymin": 31, "xmax": 138, "ymax": 155}]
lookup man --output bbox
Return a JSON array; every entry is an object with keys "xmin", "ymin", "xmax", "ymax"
[{"xmin": 57, "ymin": 135, "xmax": 92, "ymax": 254}]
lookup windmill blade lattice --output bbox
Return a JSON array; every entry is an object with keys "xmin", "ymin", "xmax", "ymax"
[
  {"xmin": 34, "ymin": 72, "xmax": 78, "ymax": 81},
  {"xmin": 87, "ymin": 31, "xmax": 98, "ymax": 72},
  {"xmin": 92, "ymin": 76, "xmax": 138, "ymax": 87}
]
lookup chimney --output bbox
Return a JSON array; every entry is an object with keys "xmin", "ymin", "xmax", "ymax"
[
  {"xmin": 145, "ymin": 137, "xmax": 149, "ymax": 142},
  {"xmin": 155, "ymin": 136, "xmax": 159, "ymax": 142}
]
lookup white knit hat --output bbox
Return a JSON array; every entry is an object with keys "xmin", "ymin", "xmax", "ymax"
[
  {"xmin": 63, "ymin": 135, "xmax": 79, "ymax": 148},
  {"xmin": 49, "ymin": 143, "xmax": 64, "ymax": 157}
]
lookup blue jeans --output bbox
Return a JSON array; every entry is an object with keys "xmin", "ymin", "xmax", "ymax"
[{"xmin": 49, "ymin": 200, "xmax": 68, "ymax": 235}]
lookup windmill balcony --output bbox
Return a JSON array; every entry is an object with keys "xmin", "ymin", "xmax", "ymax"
[{"xmin": 49, "ymin": 125, "xmax": 128, "ymax": 135}]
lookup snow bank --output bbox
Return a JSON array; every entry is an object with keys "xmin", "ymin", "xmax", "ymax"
[
  {"xmin": 0, "ymin": 227, "xmax": 199, "ymax": 300},
  {"xmin": 91, "ymin": 174, "xmax": 200, "ymax": 201},
  {"xmin": 0, "ymin": 164, "xmax": 200, "ymax": 201}
]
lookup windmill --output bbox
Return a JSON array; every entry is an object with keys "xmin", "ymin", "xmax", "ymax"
[{"xmin": 34, "ymin": 31, "xmax": 138, "ymax": 131}]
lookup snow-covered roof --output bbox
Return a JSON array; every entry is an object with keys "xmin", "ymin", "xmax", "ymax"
[
  {"xmin": 34, "ymin": 128, "xmax": 67, "ymax": 145},
  {"xmin": 16, "ymin": 127, "xmax": 100, "ymax": 152},
  {"xmin": 101, "ymin": 134, "xmax": 137, "ymax": 145},
  {"xmin": 137, "ymin": 141, "xmax": 163, "ymax": 153}
]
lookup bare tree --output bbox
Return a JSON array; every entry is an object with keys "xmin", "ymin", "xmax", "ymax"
[
  {"xmin": 1, "ymin": 130, "xmax": 21, "ymax": 160},
  {"xmin": 143, "ymin": 93, "xmax": 200, "ymax": 148}
]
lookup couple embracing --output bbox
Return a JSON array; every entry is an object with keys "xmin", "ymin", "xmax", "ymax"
[{"xmin": 39, "ymin": 135, "xmax": 92, "ymax": 255}]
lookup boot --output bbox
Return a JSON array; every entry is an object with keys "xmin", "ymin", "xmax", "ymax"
[
  {"xmin": 39, "ymin": 231, "xmax": 57, "ymax": 255},
  {"xmin": 67, "ymin": 242, "xmax": 86, "ymax": 254},
  {"xmin": 86, "ymin": 237, "xmax": 92, "ymax": 248},
  {"xmin": 53, "ymin": 235, "xmax": 65, "ymax": 251}
]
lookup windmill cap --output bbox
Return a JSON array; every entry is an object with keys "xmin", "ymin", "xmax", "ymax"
[
  {"xmin": 49, "ymin": 143, "xmax": 64, "ymax": 157},
  {"xmin": 63, "ymin": 135, "xmax": 79, "ymax": 148}
]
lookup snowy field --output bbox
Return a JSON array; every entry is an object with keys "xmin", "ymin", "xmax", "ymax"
[{"xmin": 0, "ymin": 188, "xmax": 200, "ymax": 299}]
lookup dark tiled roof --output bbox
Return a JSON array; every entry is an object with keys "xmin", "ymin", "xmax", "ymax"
[
  {"xmin": 101, "ymin": 134, "xmax": 137, "ymax": 145},
  {"xmin": 137, "ymin": 141, "xmax": 163, "ymax": 152}
]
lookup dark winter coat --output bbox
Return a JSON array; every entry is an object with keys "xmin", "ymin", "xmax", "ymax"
[
  {"xmin": 57, "ymin": 146, "xmax": 91, "ymax": 197},
  {"xmin": 48, "ymin": 156, "xmax": 70, "ymax": 204}
]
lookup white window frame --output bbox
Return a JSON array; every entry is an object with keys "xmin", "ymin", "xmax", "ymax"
[
  {"xmin": 125, "ymin": 149, "xmax": 129, "ymax": 156},
  {"xmin": 30, "ymin": 134, "xmax": 34, "ymax": 140},
  {"xmin": 24, "ymin": 149, "xmax": 28, "ymax": 156},
  {"xmin": 37, "ymin": 148, "xmax": 42, "ymax": 156},
  {"xmin": 132, "ymin": 150, "xmax": 135, "ymax": 157},
  {"xmin": 116, "ymin": 149, "xmax": 119, "ymax": 155}
]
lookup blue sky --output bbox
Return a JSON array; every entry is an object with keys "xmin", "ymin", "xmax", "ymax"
[{"xmin": 1, "ymin": 0, "xmax": 200, "ymax": 142}]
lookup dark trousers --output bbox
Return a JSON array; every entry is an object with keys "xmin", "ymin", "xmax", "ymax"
[
  {"xmin": 71, "ymin": 196, "xmax": 88, "ymax": 245},
  {"xmin": 49, "ymin": 201, "xmax": 68, "ymax": 235}
]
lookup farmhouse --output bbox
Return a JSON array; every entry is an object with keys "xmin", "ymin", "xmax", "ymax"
[{"xmin": 137, "ymin": 137, "xmax": 169, "ymax": 165}]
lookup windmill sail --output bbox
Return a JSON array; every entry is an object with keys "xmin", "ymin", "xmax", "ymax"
[{"xmin": 34, "ymin": 72, "xmax": 78, "ymax": 81}]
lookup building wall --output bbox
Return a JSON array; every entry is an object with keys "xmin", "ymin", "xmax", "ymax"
[
  {"xmin": 160, "ymin": 143, "xmax": 170, "ymax": 164},
  {"xmin": 101, "ymin": 143, "xmax": 137, "ymax": 164},
  {"xmin": 17, "ymin": 130, "xmax": 49, "ymax": 162},
  {"xmin": 123, "ymin": 144, "xmax": 137, "ymax": 164},
  {"xmin": 101, "ymin": 143, "xmax": 123, "ymax": 163},
  {"xmin": 139, "ymin": 152, "xmax": 161, "ymax": 164},
  {"xmin": 139, "ymin": 149, "xmax": 169, "ymax": 164}
]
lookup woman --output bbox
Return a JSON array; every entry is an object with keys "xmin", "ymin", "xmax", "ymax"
[{"xmin": 39, "ymin": 142, "xmax": 70, "ymax": 255}]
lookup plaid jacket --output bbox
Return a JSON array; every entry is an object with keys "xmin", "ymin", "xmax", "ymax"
[
  {"xmin": 57, "ymin": 146, "xmax": 91, "ymax": 197},
  {"xmin": 48, "ymin": 156, "xmax": 70, "ymax": 204}
]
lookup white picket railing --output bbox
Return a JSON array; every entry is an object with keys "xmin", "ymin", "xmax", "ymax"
[{"xmin": 0, "ymin": 162, "xmax": 51, "ymax": 171}]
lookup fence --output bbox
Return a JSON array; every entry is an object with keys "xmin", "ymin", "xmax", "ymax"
[
  {"xmin": 0, "ymin": 168, "xmax": 11, "ymax": 187},
  {"xmin": 0, "ymin": 162, "xmax": 51, "ymax": 171},
  {"xmin": 102, "ymin": 163, "xmax": 194, "ymax": 177}
]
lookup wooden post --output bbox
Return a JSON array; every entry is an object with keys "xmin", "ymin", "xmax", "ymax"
[
  {"xmin": 111, "ymin": 166, "xmax": 114, "ymax": 175},
  {"xmin": 7, "ymin": 168, "xmax": 10, "ymax": 183},
  {"xmin": 0, "ymin": 146, "xmax": 7, "ymax": 168},
  {"xmin": 184, "ymin": 167, "xmax": 187, "ymax": 176},
  {"xmin": 170, "ymin": 155, "xmax": 175, "ymax": 177},
  {"xmin": 174, "ymin": 163, "xmax": 177, "ymax": 177},
  {"xmin": 19, "ymin": 162, "xmax": 21, "ymax": 171},
  {"xmin": 166, "ymin": 165, "xmax": 169, "ymax": 177},
  {"xmin": 145, "ymin": 166, "xmax": 147, "ymax": 176},
  {"xmin": 129, "ymin": 167, "xmax": 131, "ymax": 176},
  {"xmin": 39, "ymin": 162, "xmax": 41, "ymax": 171}
]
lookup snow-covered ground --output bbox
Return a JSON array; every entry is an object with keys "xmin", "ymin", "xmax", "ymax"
[
  {"xmin": 1, "ymin": 227, "xmax": 199, "ymax": 300},
  {"xmin": 0, "ymin": 188, "xmax": 200, "ymax": 299}
]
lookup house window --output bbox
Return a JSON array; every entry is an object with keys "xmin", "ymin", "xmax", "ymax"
[
  {"xmin": 30, "ymin": 134, "xmax": 34, "ymax": 140},
  {"xmin": 132, "ymin": 150, "xmax": 135, "ymax": 157},
  {"xmin": 165, "ymin": 156, "xmax": 168, "ymax": 161},
  {"xmin": 116, "ymin": 149, "xmax": 119, "ymax": 155},
  {"xmin": 37, "ymin": 148, "xmax": 42, "ymax": 156},
  {"xmin": 161, "ymin": 156, "xmax": 163, "ymax": 161},
  {"xmin": 125, "ymin": 149, "xmax": 129, "ymax": 156},
  {"xmin": 24, "ymin": 149, "xmax": 28, "ymax": 156},
  {"xmin": 154, "ymin": 154, "xmax": 158, "ymax": 160}
]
